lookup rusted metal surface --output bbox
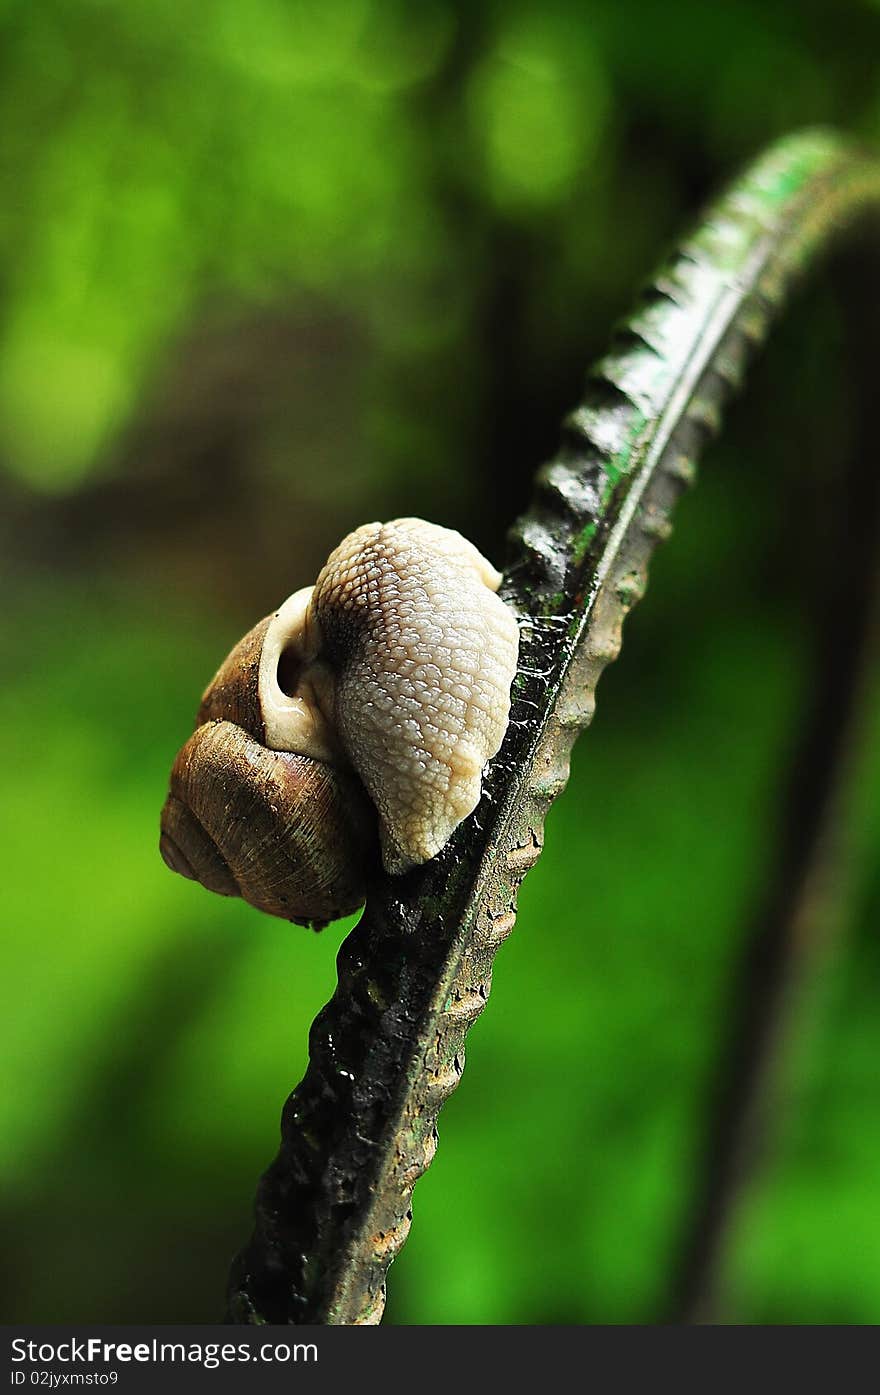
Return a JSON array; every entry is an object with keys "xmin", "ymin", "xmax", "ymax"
[{"xmin": 226, "ymin": 131, "xmax": 880, "ymax": 1325}]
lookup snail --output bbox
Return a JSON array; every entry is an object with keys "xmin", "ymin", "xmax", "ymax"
[{"xmin": 159, "ymin": 518, "xmax": 521, "ymax": 927}]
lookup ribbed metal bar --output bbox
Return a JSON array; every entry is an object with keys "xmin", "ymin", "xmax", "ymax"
[{"xmin": 226, "ymin": 130, "xmax": 880, "ymax": 1325}]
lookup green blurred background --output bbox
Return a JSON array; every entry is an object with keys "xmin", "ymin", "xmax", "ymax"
[{"xmin": 3, "ymin": 0, "xmax": 880, "ymax": 1324}]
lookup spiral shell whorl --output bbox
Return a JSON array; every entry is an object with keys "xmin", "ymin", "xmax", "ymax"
[{"xmin": 161, "ymin": 720, "xmax": 376, "ymax": 926}]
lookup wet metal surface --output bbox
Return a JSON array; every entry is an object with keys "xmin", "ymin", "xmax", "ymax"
[{"xmin": 225, "ymin": 131, "xmax": 880, "ymax": 1325}]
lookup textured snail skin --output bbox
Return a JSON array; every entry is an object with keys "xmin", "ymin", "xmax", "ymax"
[
  {"xmin": 312, "ymin": 519, "xmax": 520, "ymax": 873},
  {"xmin": 160, "ymin": 517, "xmax": 520, "ymax": 924}
]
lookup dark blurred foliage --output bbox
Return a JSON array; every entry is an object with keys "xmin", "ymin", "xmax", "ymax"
[{"xmin": 3, "ymin": 0, "xmax": 880, "ymax": 1324}]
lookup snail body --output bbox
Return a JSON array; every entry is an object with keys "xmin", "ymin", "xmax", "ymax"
[{"xmin": 160, "ymin": 519, "xmax": 520, "ymax": 927}]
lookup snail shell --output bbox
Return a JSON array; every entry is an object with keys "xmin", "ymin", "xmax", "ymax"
[
  {"xmin": 160, "ymin": 519, "xmax": 520, "ymax": 926},
  {"xmin": 159, "ymin": 611, "xmax": 377, "ymax": 926}
]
